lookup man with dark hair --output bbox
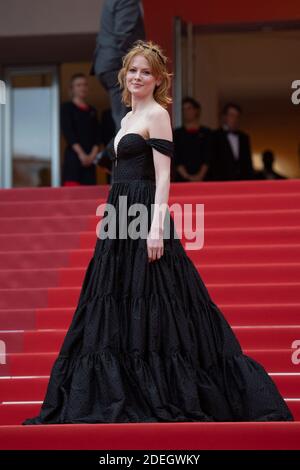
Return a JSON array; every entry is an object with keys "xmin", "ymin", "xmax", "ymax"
[
  {"xmin": 90, "ymin": 0, "xmax": 145, "ymax": 130},
  {"xmin": 210, "ymin": 102, "xmax": 254, "ymax": 181},
  {"xmin": 255, "ymin": 149, "xmax": 287, "ymax": 180},
  {"xmin": 222, "ymin": 102, "xmax": 242, "ymax": 115},
  {"xmin": 173, "ymin": 96, "xmax": 212, "ymax": 182}
]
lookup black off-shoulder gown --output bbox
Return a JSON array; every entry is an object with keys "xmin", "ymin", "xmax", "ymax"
[{"xmin": 23, "ymin": 133, "xmax": 294, "ymax": 424}]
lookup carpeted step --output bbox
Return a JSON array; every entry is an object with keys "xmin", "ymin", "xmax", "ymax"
[
  {"xmin": 1, "ymin": 421, "xmax": 300, "ymax": 450},
  {"xmin": 0, "ymin": 233, "xmax": 83, "ymax": 252},
  {"xmin": 0, "ymin": 215, "xmax": 93, "ymax": 234},
  {"xmin": 1, "ymin": 303, "xmax": 299, "ymax": 330},
  {"xmin": 0, "ymin": 179, "xmax": 299, "ymax": 203},
  {"xmin": 1, "ymin": 193, "xmax": 300, "ymax": 219},
  {"xmin": 199, "ymin": 263, "xmax": 300, "ymax": 284},
  {"xmin": 1, "ymin": 179, "xmax": 299, "ymax": 203},
  {"xmin": 1, "ymin": 263, "xmax": 300, "ymax": 289},
  {"xmin": 0, "ymin": 199, "xmax": 100, "ymax": 218},
  {"xmin": 1, "ymin": 374, "xmax": 298, "ymax": 403},
  {"xmin": 0, "ymin": 282, "xmax": 299, "ymax": 309},
  {"xmin": 2, "ymin": 244, "xmax": 296, "ymax": 270},
  {"xmin": 0, "ymin": 399, "xmax": 299, "ymax": 426},
  {"xmin": 0, "ymin": 181, "xmax": 299, "ymax": 449},
  {"xmin": 1, "ymin": 209, "xmax": 300, "ymax": 236},
  {"xmin": 0, "ymin": 349, "xmax": 297, "ymax": 377},
  {"xmin": 0, "ymin": 282, "xmax": 296, "ymax": 309},
  {"xmin": 0, "ymin": 185, "xmax": 109, "ymax": 202},
  {"xmin": 1, "ymin": 226, "xmax": 300, "ymax": 252},
  {"xmin": 1, "ymin": 326, "xmax": 298, "ymax": 353}
]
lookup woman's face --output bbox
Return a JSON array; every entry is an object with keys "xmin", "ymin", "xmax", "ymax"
[
  {"xmin": 126, "ymin": 54, "xmax": 161, "ymax": 99},
  {"xmin": 183, "ymin": 102, "xmax": 200, "ymax": 123},
  {"xmin": 71, "ymin": 77, "xmax": 88, "ymax": 100}
]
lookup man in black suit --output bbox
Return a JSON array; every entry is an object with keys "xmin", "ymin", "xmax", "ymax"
[
  {"xmin": 210, "ymin": 103, "xmax": 254, "ymax": 181},
  {"xmin": 90, "ymin": 0, "xmax": 145, "ymax": 130}
]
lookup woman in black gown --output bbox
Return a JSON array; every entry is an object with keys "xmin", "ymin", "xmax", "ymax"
[
  {"xmin": 61, "ymin": 73, "xmax": 102, "ymax": 186},
  {"xmin": 23, "ymin": 40, "xmax": 293, "ymax": 424}
]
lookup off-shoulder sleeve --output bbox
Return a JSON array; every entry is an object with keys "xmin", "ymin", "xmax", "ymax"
[{"xmin": 146, "ymin": 138, "xmax": 174, "ymax": 158}]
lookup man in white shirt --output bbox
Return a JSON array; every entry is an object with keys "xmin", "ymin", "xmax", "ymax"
[{"xmin": 210, "ymin": 103, "xmax": 254, "ymax": 181}]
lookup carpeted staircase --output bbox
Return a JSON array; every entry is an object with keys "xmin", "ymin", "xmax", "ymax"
[{"xmin": 0, "ymin": 179, "xmax": 300, "ymax": 449}]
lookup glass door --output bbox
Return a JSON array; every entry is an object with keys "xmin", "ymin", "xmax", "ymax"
[
  {"xmin": 2, "ymin": 66, "xmax": 60, "ymax": 188},
  {"xmin": 172, "ymin": 16, "xmax": 195, "ymax": 128}
]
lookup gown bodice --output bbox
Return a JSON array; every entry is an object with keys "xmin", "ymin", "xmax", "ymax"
[{"xmin": 107, "ymin": 132, "xmax": 174, "ymax": 183}]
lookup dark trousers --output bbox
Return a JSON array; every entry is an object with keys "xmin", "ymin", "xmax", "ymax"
[{"xmin": 98, "ymin": 70, "xmax": 129, "ymax": 130}]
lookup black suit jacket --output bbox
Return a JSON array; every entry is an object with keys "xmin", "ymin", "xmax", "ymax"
[
  {"xmin": 90, "ymin": 0, "xmax": 145, "ymax": 76},
  {"xmin": 209, "ymin": 128, "xmax": 254, "ymax": 181}
]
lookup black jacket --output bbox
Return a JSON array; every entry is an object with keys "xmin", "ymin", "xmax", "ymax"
[{"xmin": 209, "ymin": 128, "xmax": 254, "ymax": 181}]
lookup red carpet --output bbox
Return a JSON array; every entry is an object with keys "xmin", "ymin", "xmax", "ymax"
[{"xmin": 0, "ymin": 179, "xmax": 300, "ymax": 449}]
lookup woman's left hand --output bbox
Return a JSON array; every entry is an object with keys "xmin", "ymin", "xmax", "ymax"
[{"xmin": 147, "ymin": 228, "xmax": 164, "ymax": 263}]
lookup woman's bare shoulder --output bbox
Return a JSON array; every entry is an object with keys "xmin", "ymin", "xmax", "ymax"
[
  {"xmin": 121, "ymin": 110, "xmax": 132, "ymax": 125},
  {"xmin": 150, "ymin": 102, "xmax": 169, "ymax": 115},
  {"xmin": 148, "ymin": 104, "xmax": 170, "ymax": 127},
  {"xmin": 147, "ymin": 104, "xmax": 172, "ymax": 139}
]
